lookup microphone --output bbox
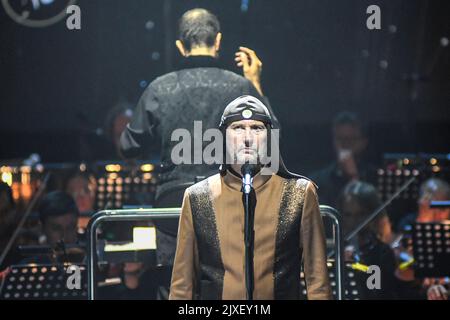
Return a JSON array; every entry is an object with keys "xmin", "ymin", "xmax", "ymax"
[
  {"xmin": 241, "ymin": 164, "xmax": 260, "ymax": 194},
  {"xmin": 240, "ymin": 163, "xmax": 259, "ymax": 300}
]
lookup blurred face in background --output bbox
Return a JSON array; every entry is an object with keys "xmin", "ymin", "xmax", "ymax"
[
  {"xmin": 42, "ymin": 212, "xmax": 78, "ymax": 246},
  {"xmin": 341, "ymin": 196, "xmax": 363, "ymax": 237},
  {"xmin": 333, "ymin": 124, "xmax": 367, "ymax": 159},
  {"xmin": 341, "ymin": 195, "xmax": 393, "ymax": 245},
  {"xmin": 66, "ymin": 175, "xmax": 96, "ymax": 213},
  {"xmin": 417, "ymin": 190, "xmax": 450, "ymax": 223}
]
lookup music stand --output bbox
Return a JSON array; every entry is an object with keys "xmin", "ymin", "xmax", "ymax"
[
  {"xmin": 300, "ymin": 261, "xmax": 363, "ymax": 300},
  {"xmin": 412, "ymin": 222, "xmax": 450, "ymax": 278},
  {"xmin": 0, "ymin": 264, "xmax": 87, "ymax": 300}
]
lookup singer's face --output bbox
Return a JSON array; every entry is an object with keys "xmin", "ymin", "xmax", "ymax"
[{"xmin": 226, "ymin": 120, "xmax": 267, "ymax": 167}]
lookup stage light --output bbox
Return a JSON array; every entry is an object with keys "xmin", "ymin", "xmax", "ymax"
[
  {"xmin": 20, "ymin": 166, "xmax": 32, "ymax": 173},
  {"xmin": 145, "ymin": 20, "xmax": 155, "ymax": 30},
  {"xmin": 379, "ymin": 60, "xmax": 388, "ymax": 69},
  {"xmin": 151, "ymin": 52, "xmax": 160, "ymax": 61},
  {"xmin": 139, "ymin": 80, "xmax": 148, "ymax": 88},
  {"xmin": 140, "ymin": 164, "xmax": 154, "ymax": 172},
  {"xmin": 36, "ymin": 164, "xmax": 44, "ymax": 173},
  {"xmin": 1, "ymin": 172, "xmax": 13, "ymax": 186},
  {"xmin": 108, "ymin": 173, "xmax": 118, "ymax": 180},
  {"xmin": 105, "ymin": 164, "xmax": 121, "ymax": 172},
  {"xmin": 0, "ymin": 167, "xmax": 13, "ymax": 187},
  {"xmin": 143, "ymin": 173, "xmax": 152, "ymax": 180},
  {"xmin": 388, "ymin": 25, "xmax": 397, "ymax": 33},
  {"xmin": 432, "ymin": 165, "xmax": 440, "ymax": 173}
]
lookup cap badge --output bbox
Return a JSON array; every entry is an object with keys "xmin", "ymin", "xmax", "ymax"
[{"xmin": 242, "ymin": 109, "xmax": 253, "ymax": 119}]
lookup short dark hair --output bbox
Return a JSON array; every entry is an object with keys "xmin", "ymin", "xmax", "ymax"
[
  {"xmin": 340, "ymin": 181, "xmax": 386, "ymax": 235},
  {"xmin": 178, "ymin": 8, "xmax": 220, "ymax": 51},
  {"xmin": 342, "ymin": 181, "xmax": 382, "ymax": 215},
  {"xmin": 38, "ymin": 191, "xmax": 79, "ymax": 224},
  {"xmin": 332, "ymin": 111, "xmax": 367, "ymax": 136}
]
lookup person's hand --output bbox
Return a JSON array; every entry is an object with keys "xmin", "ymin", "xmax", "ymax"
[
  {"xmin": 427, "ymin": 284, "xmax": 448, "ymax": 300},
  {"xmin": 235, "ymin": 46, "xmax": 263, "ymax": 95},
  {"xmin": 337, "ymin": 149, "xmax": 359, "ymax": 180}
]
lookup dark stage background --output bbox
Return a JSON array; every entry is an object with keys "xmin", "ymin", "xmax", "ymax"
[{"xmin": 1, "ymin": 0, "xmax": 449, "ymax": 174}]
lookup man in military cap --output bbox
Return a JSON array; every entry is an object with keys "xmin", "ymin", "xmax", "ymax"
[{"xmin": 169, "ymin": 95, "xmax": 332, "ymax": 300}]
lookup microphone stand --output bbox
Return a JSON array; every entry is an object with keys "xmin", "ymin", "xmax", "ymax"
[
  {"xmin": 345, "ymin": 176, "xmax": 416, "ymax": 243},
  {"xmin": 242, "ymin": 171, "xmax": 255, "ymax": 300},
  {"xmin": 327, "ymin": 176, "xmax": 416, "ymax": 259}
]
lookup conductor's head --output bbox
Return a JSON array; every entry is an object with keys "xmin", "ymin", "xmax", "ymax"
[{"xmin": 176, "ymin": 8, "xmax": 222, "ymax": 58}]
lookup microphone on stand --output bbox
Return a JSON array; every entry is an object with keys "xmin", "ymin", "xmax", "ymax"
[
  {"xmin": 241, "ymin": 163, "xmax": 260, "ymax": 194},
  {"xmin": 240, "ymin": 163, "xmax": 260, "ymax": 300}
]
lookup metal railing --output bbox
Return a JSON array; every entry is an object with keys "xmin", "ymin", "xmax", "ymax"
[
  {"xmin": 319, "ymin": 205, "xmax": 344, "ymax": 300},
  {"xmin": 87, "ymin": 205, "xmax": 343, "ymax": 300},
  {"xmin": 86, "ymin": 208, "xmax": 180, "ymax": 300}
]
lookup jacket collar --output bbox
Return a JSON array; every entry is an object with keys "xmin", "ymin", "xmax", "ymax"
[
  {"xmin": 177, "ymin": 55, "xmax": 222, "ymax": 70},
  {"xmin": 223, "ymin": 168, "xmax": 273, "ymax": 192}
]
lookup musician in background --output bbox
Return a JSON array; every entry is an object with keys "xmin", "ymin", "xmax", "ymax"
[
  {"xmin": 18, "ymin": 191, "xmax": 81, "ymax": 265},
  {"xmin": 395, "ymin": 178, "xmax": 450, "ymax": 299},
  {"xmin": 338, "ymin": 181, "xmax": 398, "ymax": 299},
  {"xmin": 39, "ymin": 191, "xmax": 79, "ymax": 247},
  {"xmin": 398, "ymin": 178, "xmax": 450, "ymax": 228},
  {"xmin": 65, "ymin": 171, "xmax": 97, "ymax": 231},
  {"xmin": 311, "ymin": 112, "xmax": 377, "ymax": 209},
  {"xmin": 104, "ymin": 100, "xmax": 134, "ymax": 160}
]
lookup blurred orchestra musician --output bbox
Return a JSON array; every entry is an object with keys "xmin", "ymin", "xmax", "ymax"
[
  {"xmin": 395, "ymin": 178, "xmax": 450, "ymax": 300},
  {"xmin": 311, "ymin": 112, "xmax": 377, "ymax": 209},
  {"xmin": 338, "ymin": 181, "xmax": 398, "ymax": 299},
  {"xmin": 20, "ymin": 191, "xmax": 83, "ymax": 265},
  {"xmin": 104, "ymin": 100, "xmax": 134, "ymax": 160},
  {"xmin": 65, "ymin": 171, "xmax": 97, "ymax": 231}
]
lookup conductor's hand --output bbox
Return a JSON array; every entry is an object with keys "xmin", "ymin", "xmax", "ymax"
[{"xmin": 235, "ymin": 46, "xmax": 263, "ymax": 96}]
